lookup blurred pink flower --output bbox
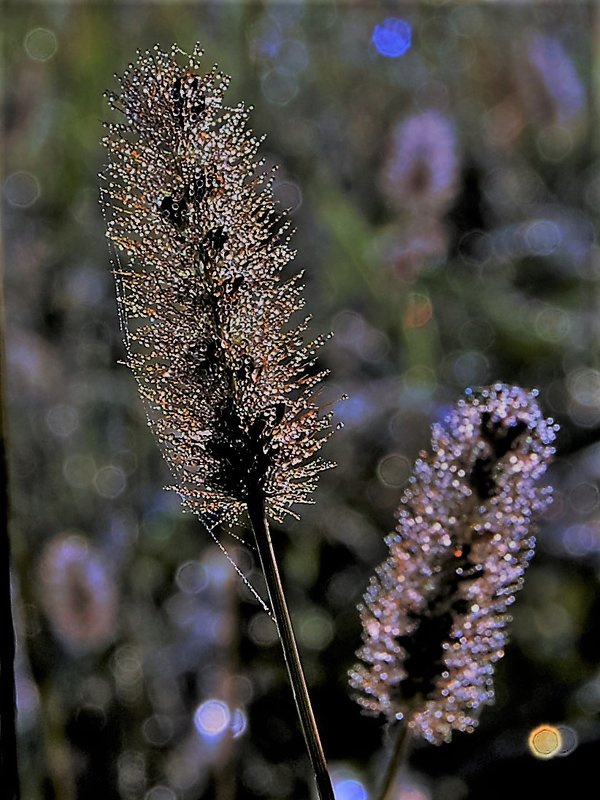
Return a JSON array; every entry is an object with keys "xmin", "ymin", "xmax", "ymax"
[
  {"xmin": 38, "ymin": 534, "xmax": 118, "ymax": 652},
  {"xmin": 386, "ymin": 218, "xmax": 449, "ymax": 281}
]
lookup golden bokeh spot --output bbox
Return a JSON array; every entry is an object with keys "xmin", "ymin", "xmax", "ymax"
[{"xmin": 528, "ymin": 724, "xmax": 562, "ymax": 759}]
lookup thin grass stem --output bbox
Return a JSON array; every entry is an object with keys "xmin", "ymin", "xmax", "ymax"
[
  {"xmin": 0, "ymin": 256, "xmax": 20, "ymax": 800},
  {"xmin": 247, "ymin": 491, "xmax": 334, "ymax": 800},
  {"xmin": 378, "ymin": 722, "xmax": 411, "ymax": 800}
]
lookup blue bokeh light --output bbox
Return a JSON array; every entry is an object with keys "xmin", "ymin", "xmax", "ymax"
[
  {"xmin": 372, "ymin": 18, "xmax": 412, "ymax": 58},
  {"xmin": 334, "ymin": 778, "xmax": 368, "ymax": 800},
  {"xmin": 194, "ymin": 699, "xmax": 230, "ymax": 742}
]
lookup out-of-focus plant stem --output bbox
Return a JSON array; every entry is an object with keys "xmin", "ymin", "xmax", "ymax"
[
  {"xmin": 0, "ymin": 224, "xmax": 20, "ymax": 799},
  {"xmin": 378, "ymin": 723, "xmax": 411, "ymax": 800},
  {"xmin": 247, "ymin": 492, "xmax": 335, "ymax": 800}
]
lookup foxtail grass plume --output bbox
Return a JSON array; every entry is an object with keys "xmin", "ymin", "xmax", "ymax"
[
  {"xmin": 100, "ymin": 44, "xmax": 333, "ymax": 527},
  {"xmin": 350, "ymin": 384, "xmax": 557, "ymax": 745},
  {"xmin": 38, "ymin": 534, "xmax": 118, "ymax": 652},
  {"xmin": 380, "ymin": 110, "xmax": 458, "ymax": 215}
]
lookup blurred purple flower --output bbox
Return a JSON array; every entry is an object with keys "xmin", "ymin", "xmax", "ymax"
[
  {"xmin": 381, "ymin": 111, "xmax": 459, "ymax": 214},
  {"xmin": 520, "ymin": 34, "xmax": 585, "ymax": 126}
]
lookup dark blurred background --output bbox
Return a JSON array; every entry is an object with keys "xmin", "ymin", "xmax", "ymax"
[{"xmin": 1, "ymin": 2, "xmax": 599, "ymax": 799}]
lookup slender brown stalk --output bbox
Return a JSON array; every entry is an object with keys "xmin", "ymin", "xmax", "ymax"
[
  {"xmin": 0, "ymin": 229, "xmax": 20, "ymax": 800},
  {"xmin": 247, "ymin": 491, "xmax": 334, "ymax": 800},
  {"xmin": 378, "ymin": 723, "xmax": 411, "ymax": 800}
]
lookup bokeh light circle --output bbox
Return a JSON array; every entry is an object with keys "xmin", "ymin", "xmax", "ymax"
[
  {"xmin": 335, "ymin": 779, "xmax": 367, "ymax": 800},
  {"xmin": 528, "ymin": 724, "xmax": 562, "ymax": 759},
  {"xmin": 372, "ymin": 18, "xmax": 412, "ymax": 58},
  {"xmin": 194, "ymin": 699, "xmax": 230, "ymax": 739},
  {"xmin": 4, "ymin": 172, "xmax": 41, "ymax": 208},
  {"xmin": 24, "ymin": 27, "xmax": 57, "ymax": 61}
]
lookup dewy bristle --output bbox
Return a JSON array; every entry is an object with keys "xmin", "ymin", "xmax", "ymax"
[{"xmin": 100, "ymin": 45, "xmax": 333, "ymax": 527}]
